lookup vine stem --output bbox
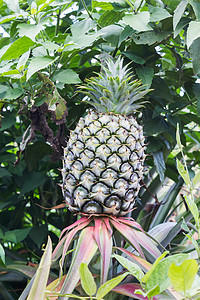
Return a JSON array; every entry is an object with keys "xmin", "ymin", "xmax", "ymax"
[{"xmin": 81, "ymin": 0, "xmax": 94, "ymax": 20}]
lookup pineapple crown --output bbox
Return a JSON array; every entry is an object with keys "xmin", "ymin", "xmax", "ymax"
[{"xmin": 79, "ymin": 57, "xmax": 151, "ymax": 116}]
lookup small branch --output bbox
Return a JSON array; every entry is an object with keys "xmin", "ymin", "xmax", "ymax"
[
  {"xmin": 81, "ymin": 0, "xmax": 94, "ymax": 20},
  {"xmin": 55, "ymin": 8, "xmax": 61, "ymax": 36}
]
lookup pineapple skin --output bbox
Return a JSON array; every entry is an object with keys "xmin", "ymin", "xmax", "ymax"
[{"xmin": 62, "ymin": 109, "xmax": 146, "ymax": 216}]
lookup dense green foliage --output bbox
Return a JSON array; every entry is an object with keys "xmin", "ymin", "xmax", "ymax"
[{"xmin": 0, "ymin": 0, "xmax": 200, "ymax": 298}]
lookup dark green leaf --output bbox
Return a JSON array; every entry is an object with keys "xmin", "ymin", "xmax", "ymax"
[
  {"xmin": 132, "ymin": 31, "xmax": 170, "ymax": 45},
  {"xmin": 98, "ymin": 10, "xmax": 124, "ymax": 28},
  {"xmin": 153, "ymin": 151, "xmax": 166, "ymax": 183},
  {"xmin": 29, "ymin": 225, "xmax": 48, "ymax": 248},
  {"xmin": 4, "ymin": 228, "xmax": 31, "ymax": 243},
  {"xmin": 0, "ymin": 167, "xmax": 12, "ymax": 178},
  {"xmin": 136, "ymin": 66, "xmax": 154, "ymax": 89},
  {"xmin": 122, "ymin": 51, "xmax": 145, "ymax": 64},
  {"xmin": 20, "ymin": 172, "xmax": 46, "ymax": 195},
  {"xmin": 4, "ymin": 88, "xmax": 23, "ymax": 100},
  {"xmin": 188, "ymin": 0, "xmax": 200, "ymax": 20},
  {"xmin": 0, "ymin": 112, "xmax": 16, "ymax": 131}
]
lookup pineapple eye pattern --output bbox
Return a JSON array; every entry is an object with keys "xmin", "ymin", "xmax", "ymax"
[
  {"xmin": 62, "ymin": 110, "xmax": 146, "ymax": 216},
  {"xmin": 62, "ymin": 58, "xmax": 149, "ymax": 216}
]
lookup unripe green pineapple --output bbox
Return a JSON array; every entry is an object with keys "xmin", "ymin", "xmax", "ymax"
[{"xmin": 62, "ymin": 57, "xmax": 150, "ymax": 216}]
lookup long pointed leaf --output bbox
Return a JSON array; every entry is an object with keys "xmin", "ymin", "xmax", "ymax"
[
  {"xmin": 113, "ymin": 254, "xmax": 144, "ymax": 282},
  {"xmin": 60, "ymin": 226, "xmax": 98, "ymax": 300},
  {"xmin": 61, "ymin": 220, "xmax": 91, "ymax": 268},
  {"xmin": 110, "ymin": 219, "xmax": 144, "ymax": 257},
  {"xmin": 52, "ymin": 219, "xmax": 91, "ymax": 263},
  {"xmin": 112, "ymin": 283, "xmax": 151, "ymax": 300},
  {"xmin": 96, "ymin": 272, "xmax": 129, "ymax": 300},
  {"xmin": 115, "ymin": 247, "xmax": 152, "ymax": 272},
  {"xmin": 27, "ymin": 236, "xmax": 52, "ymax": 300},
  {"xmin": 94, "ymin": 218, "xmax": 113, "ymax": 284}
]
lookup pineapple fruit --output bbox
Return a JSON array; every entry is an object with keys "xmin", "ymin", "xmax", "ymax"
[{"xmin": 62, "ymin": 57, "xmax": 150, "ymax": 216}]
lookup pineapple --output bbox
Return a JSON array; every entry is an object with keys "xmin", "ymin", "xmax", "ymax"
[{"xmin": 62, "ymin": 57, "xmax": 150, "ymax": 216}]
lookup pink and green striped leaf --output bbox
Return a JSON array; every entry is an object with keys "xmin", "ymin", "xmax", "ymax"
[
  {"xmin": 94, "ymin": 218, "xmax": 113, "ymax": 284},
  {"xmin": 52, "ymin": 218, "xmax": 91, "ymax": 263},
  {"xmin": 110, "ymin": 218, "xmax": 144, "ymax": 257},
  {"xmin": 59, "ymin": 226, "xmax": 98, "ymax": 299},
  {"xmin": 112, "ymin": 283, "xmax": 159, "ymax": 300},
  {"xmin": 115, "ymin": 247, "xmax": 152, "ymax": 272}
]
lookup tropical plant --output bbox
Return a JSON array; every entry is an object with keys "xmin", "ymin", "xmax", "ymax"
[{"xmin": 0, "ymin": 0, "xmax": 200, "ymax": 299}]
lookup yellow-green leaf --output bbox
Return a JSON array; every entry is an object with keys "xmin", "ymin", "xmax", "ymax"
[
  {"xmin": 79, "ymin": 263, "xmax": 97, "ymax": 296},
  {"xmin": 168, "ymin": 259, "xmax": 198, "ymax": 293}
]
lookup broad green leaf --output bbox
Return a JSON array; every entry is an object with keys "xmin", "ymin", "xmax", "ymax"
[
  {"xmin": 4, "ymin": 228, "xmax": 31, "ymax": 243},
  {"xmin": 187, "ymin": 21, "xmax": 200, "ymax": 49},
  {"xmin": 18, "ymin": 23, "xmax": 44, "ymax": 41},
  {"xmin": 52, "ymin": 69, "xmax": 81, "ymax": 84},
  {"xmin": 93, "ymin": 0, "xmax": 113, "ymax": 10},
  {"xmin": 142, "ymin": 251, "xmax": 168, "ymax": 283},
  {"xmin": 98, "ymin": 10, "xmax": 124, "ymax": 27},
  {"xmin": 17, "ymin": 50, "xmax": 30, "ymax": 70},
  {"xmin": 113, "ymin": 254, "xmax": 144, "ymax": 282},
  {"xmin": 132, "ymin": 30, "xmax": 169, "ymax": 45},
  {"xmin": 144, "ymin": 254, "xmax": 189, "ymax": 293},
  {"xmin": 174, "ymin": 17, "xmax": 191, "ymax": 38},
  {"xmin": 4, "ymin": 0, "xmax": 20, "ymax": 12},
  {"xmin": 27, "ymin": 236, "xmax": 52, "ymax": 300},
  {"xmin": 79, "ymin": 263, "xmax": 97, "ymax": 296},
  {"xmin": 0, "ymin": 167, "xmax": 12, "ymax": 177},
  {"xmin": 26, "ymin": 57, "xmax": 55, "ymax": 80},
  {"xmin": 184, "ymin": 195, "xmax": 199, "ymax": 220},
  {"xmin": 136, "ymin": 66, "xmax": 154, "ymax": 89},
  {"xmin": 168, "ymin": 259, "xmax": 198, "ymax": 293},
  {"xmin": 0, "ymin": 244, "xmax": 5, "ymax": 265},
  {"xmin": 42, "ymin": 41, "xmax": 60, "ymax": 51},
  {"xmin": 0, "ymin": 111, "xmax": 16, "ymax": 131},
  {"xmin": 96, "ymin": 272, "xmax": 129, "ymax": 300},
  {"xmin": 71, "ymin": 18, "xmax": 96, "ymax": 37},
  {"xmin": 190, "ymin": 37, "xmax": 200, "ymax": 75},
  {"xmin": 4, "ymin": 88, "xmax": 23, "ymax": 99},
  {"xmin": 176, "ymin": 159, "xmax": 190, "ymax": 186},
  {"xmin": 188, "ymin": 0, "xmax": 200, "ymax": 20},
  {"xmin": 153, "ymin": 151, "xmax": 166, "ymax": 183},
  {"xmin": 149, "ymin": 5, "xmax": 171, "ymax": 22},
  {"xmin": 173, "ymin": 0, "xmax": 188, "ymax": 30},
  {"xmin": 1, "ymin": 36, "xmax": 35, "ymax": 61},
  {"xmin": 0, "ymin": 13, "xmax": 21, "ymax": 24},
  {"xmin": 123, "ymin": 12, "xmax": 151, "ymax": 32},
  {"xmin": 21, "ymin": 172, "xmax": 46, "ymax": 194},
  {"xmin": 122, "ymin": 51, "xmax": 145, "ymax": 65},
  {"xmin": 193, "ymin": 170, "xmax": 200, "ymax": 187}
]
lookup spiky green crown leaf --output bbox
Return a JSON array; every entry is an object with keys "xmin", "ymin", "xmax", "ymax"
[{"xmin": 79, "ymin": 57, "xmax": 152, "ymax": 115}]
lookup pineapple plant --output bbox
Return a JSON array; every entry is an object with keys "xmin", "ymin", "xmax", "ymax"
[{"xmin": 62, "ymin": 57, "xmax": 150, "ymax": 216}]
